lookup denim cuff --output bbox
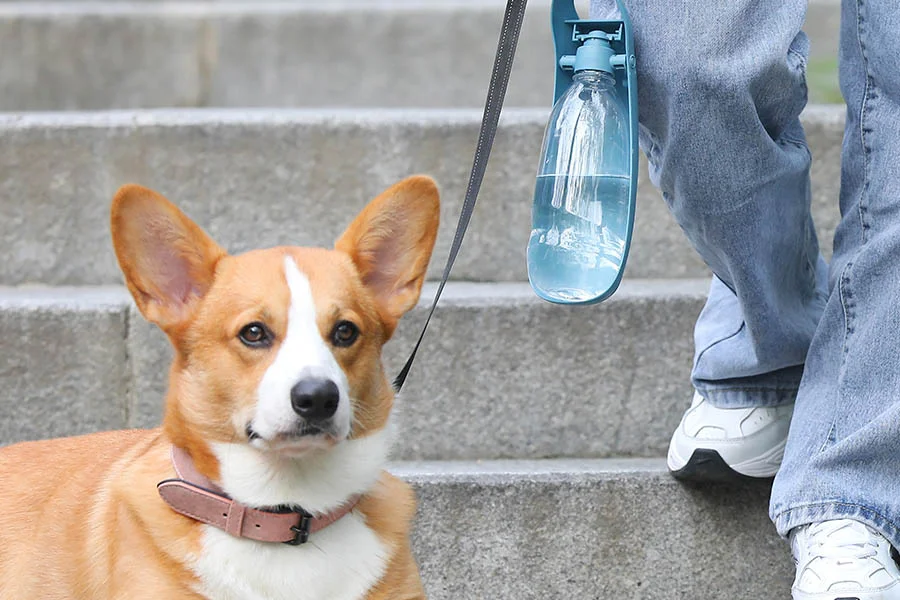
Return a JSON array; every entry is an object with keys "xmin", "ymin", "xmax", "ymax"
[
  {"xmin": 772, "ymin": 502, "xmax": 900, "ymax": 552},
  {"xmin": 696, "ymin": 385, "xmax": 799, "ymax": 409}
]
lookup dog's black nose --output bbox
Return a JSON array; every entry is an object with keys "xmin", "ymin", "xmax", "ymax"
[{"xmin": 290, "ymin": 378, "xmax": 339, "ymax": 422}]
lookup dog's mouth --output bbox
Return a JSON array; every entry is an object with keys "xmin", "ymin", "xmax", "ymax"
[
  {"xmin": 245, "ymin": 423, "xmax": 340, "ymax": 457},
  {"xmin": 265, "ymin": 436, "xmax": 337, "ymax": 457}
]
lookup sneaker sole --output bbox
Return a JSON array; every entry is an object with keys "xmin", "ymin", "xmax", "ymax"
[
  {"xmin": 795, "ymin": 591, "xmax": 897, "ymax": 600},
  {"xmin": 793, "ymin": 581, "xmax": 900, "ymax": 600},
  {"xmin": 793, "ymin": 586, "xmax": 900, "ymax": 600},
  {"xmin": 668, "ymin": 448, "xmax": 772, "ymax": 483}
]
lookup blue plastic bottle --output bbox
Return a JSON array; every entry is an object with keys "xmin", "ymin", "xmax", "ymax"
[{"xmin": 527, "ymin": 32, "xmax": 631, "ymax": 304}]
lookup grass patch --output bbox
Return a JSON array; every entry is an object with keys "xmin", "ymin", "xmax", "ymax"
[{"xmin": 808, "ymin": 57, "xmax": 842, "ymax": 104}]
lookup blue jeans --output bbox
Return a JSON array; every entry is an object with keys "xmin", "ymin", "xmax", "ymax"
[{"xmin": 591, "ymin": 0, "xmax": 900, "ymax": 549}]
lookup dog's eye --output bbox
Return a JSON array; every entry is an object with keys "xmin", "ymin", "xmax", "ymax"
[
  {"xmin": 331, "ymin": 321, "xmax": 359, "ymax": 347},
  {"xmin": 239, "ymin": 322, "xmax": 272, "ymax": 348}
]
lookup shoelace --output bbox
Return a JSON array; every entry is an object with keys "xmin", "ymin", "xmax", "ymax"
[{"xmin": 806, "ymin": 520, "xmax": 879, "ymax": 563}]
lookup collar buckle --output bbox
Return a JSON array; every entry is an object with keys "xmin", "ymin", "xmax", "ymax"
[{"xmin": 285, "ymin": 511, "xmax": 312, "ymax": 546}]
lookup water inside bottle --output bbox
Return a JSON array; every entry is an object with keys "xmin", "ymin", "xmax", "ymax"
[{"xmin": 527, "ymin": 173, "xmax": 629, "ymax": 303}]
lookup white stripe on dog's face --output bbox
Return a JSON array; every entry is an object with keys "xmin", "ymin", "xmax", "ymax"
[{"xmin": 252, "ymin": 256, "xmax": 350, "ymax": 444}]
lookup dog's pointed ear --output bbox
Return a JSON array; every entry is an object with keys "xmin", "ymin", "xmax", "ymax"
[
  {"xmin": 335, "ymin": 175, "xmax": 440, "ymax": 332},
  {"xmin": 111, "ymin": 184, "xmax": 226, "ymax": 331}
]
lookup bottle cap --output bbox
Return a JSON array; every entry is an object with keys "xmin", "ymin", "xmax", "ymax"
[{"xmin": 572, "ymin": 31, "xmax": 615, "ymax": 74}]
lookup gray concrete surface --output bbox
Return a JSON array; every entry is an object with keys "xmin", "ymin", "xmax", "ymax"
[
  {"xmin": 0, "ymin": 1, "xmax": 555, "ymax": 111},
  {"xmin": 0, "ymin": 106, "xmax": 843, "ymax": 286},
  {"xmin": 0, "ymin": 286, "xmax": 131, "ymax": 444},
  {"xmin": 0, "ymin": 280, "xmax": 704, "ymax": 458},
  {"xmin": 807, "ymin": 0, "xmax": 841, "ymax": 62},
  {"xmin": 395, "ymin": 458, "xmax": 792, "ymax": 599},
  {"xmin": 0, "ymin": 0, "xmax": 839, "ymax": 111}
]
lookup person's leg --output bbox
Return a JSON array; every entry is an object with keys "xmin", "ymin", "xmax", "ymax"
[
  {"xmin": 771, "ymin": 0, "xmax": 900, "ymax": 596},
  {"xmin": 589, "ymin": 0, "xmax": 827, "ymax": 477}
]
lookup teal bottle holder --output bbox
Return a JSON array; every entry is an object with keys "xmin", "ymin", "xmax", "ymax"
[{"xmin": 530, "ymin": 0, "xmax": 638, "ymax": 305}]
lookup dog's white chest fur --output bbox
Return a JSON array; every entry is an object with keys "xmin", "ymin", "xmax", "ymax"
[
  {"xmin": 194, "ymin": 432, "xmax": 393, "ymax": 600},
  {"xmin": 194, "ymin": 513, "xmax": 388, "ymax": 600}
]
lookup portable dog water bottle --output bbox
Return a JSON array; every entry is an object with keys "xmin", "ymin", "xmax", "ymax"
[{"xmin": 527, "ymin": 0, "xmax": 638, "ymax": 304}]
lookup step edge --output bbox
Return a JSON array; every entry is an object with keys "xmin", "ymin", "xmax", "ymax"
[
  {"xmin": 0, "ymin": 279, "xmax": 711, "ymax": 309},
  {"xmin": 0, "ymin": 0, "xmax": 552, "ymax": 19},
  {"xmin": 388, "ymin": 456, "xmax": 670, "ymax": 481},
  {"xmin": 0, "ymin": 105, "xmax": 844, "ymax": 129}
]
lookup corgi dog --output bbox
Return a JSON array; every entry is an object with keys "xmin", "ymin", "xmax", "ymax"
[{"xmin": 0, "ymin": 176, "xmax": 440, "ymax": 599}]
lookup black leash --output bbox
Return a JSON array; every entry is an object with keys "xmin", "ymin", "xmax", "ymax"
[{"xmin": 393, "ymin": 0, "xmax": 529, "ymax": 392}]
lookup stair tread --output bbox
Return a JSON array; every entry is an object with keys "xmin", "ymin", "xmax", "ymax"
[
  {"xmin": 391, "ymin": 456, "xmax": 669, "ymax": 478},
  {"xmin": 0, "ymin": 106, "xmax": 844, "ymax": 284},
  {"xmin": 0, "ymin": 278, "xmax": 709, "ymax": 302}
]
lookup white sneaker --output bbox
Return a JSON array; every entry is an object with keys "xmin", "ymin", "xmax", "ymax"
[
  {"xmin": 791, "ymin": 519, "xmax": 900, "ymax": 600},
  {"xmin": 667, "ymin": 392, "xmax": 793, "ymax": 480}
]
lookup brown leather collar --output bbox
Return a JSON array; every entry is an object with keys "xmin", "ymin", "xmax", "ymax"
[{"xmin": 157, "ymin": 446, "xmax": 361, "ymax": 545}]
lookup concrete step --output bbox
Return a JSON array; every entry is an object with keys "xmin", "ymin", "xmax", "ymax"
[
  {"xmin": 0, "ymin": 279, "xmax": 704, "ymax": 459},
  {"xmin": 396, "ymin": 458, "xmax": 791, "ymax": 599},
  {"xmin": 0, "ymin": 106, "xmax": 844, "ymax": 285},
  {"xmin": 0, "ymin": 286, "xmax": 129, "ymax": 442},
  {"xmin": 0, "ymin": 0, "xmax": 839, "ymax": 111}
]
